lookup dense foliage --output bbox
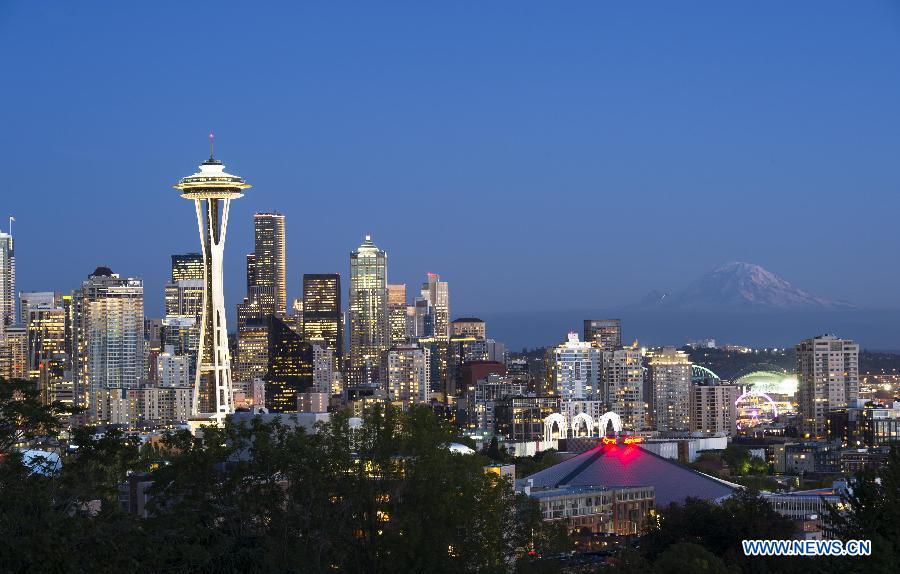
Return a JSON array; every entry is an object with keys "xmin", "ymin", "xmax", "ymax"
[
  {"xmin": 826, "ymin": 447, "xmax": 900, "ymax": 574},
  {"xmin": 0, "ymin": 378, "xmax": 556, "ymax": 574}
]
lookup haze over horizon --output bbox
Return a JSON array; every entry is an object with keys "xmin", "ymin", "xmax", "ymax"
[{"xmin": 3, "ymin": 1, "xmax": 899, "ymax": 342}]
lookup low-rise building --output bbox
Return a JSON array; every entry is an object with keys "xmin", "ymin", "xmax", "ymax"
[
  {"xmin": 527, "ymin": 485, "xmax": 655, "ymax": 535},
  {"xmin": 827, "ymin": 401, "xmax": 900, "ymax": 448}
]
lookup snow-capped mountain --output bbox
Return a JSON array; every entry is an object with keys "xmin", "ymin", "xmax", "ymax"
[{"xmin": 640, "ymin": 262, "xmax": 855, "ymax": 310}]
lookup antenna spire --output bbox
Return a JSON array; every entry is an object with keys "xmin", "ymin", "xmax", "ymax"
[
  {"xmin": 7, "ymin": 216, "xmax": 13, "ymax": 237},
  {"xmin": 209, "ymin": 132, "xmax": 215, "ymax": 160}
]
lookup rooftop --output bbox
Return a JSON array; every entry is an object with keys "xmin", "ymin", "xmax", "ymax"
[{"xmin": 521, "ymin": 440, "xmax": 739, "ymax": 506}]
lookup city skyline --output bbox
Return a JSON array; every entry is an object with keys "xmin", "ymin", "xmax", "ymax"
[
  {"xmin": 3, "ymin": 3, "xmax": 900, "ymax": 567},
  {"xmin": 3, "ymin": 1, "xmax": 900, "ymax": 332}
]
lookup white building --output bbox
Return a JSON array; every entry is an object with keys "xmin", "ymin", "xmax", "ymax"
[
  {"xmin": 380, "ymin": 345, "xmax": 431, "ymax": 407},
  {"xmin": 312, "ymin": 342, "xmax": 334, "ymax": 394},
  {"xmin": 157, "ymin": 345, "xmax": 191, "ymax": 387},
  {"xmin": 553, "ymin": 333, "xmax": 600, "ymax": 400}
]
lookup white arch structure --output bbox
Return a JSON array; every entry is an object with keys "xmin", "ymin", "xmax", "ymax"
[
  {"xmin": 543, "ymin": 410, "xmax": 624, "ymax": 441},
  {"xmin": 597, "ymin": 412, "xmax": 623, "ymax": 436},
  {"xmin": 571, "ymin": 412, "xmax": 594, "ymax": 437},
  {"xmin": 543, "ymin": 413, "xmax": 568, "ymax": 442}
]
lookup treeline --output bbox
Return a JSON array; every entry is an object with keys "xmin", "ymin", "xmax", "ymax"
[{"xmin": 0, "ymin": 379, "xmax": 564, "ymax": 574}]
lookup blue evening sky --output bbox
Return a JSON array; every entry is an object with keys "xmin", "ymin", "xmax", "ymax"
[{"xmin": 2, "ymin": 1, "xmax": 899, "ymax": 321}]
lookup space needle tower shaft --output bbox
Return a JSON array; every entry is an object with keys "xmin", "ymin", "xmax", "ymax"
[{"xmin": 173, "ymin": 135, "xmax": 251, "ymax": 424}]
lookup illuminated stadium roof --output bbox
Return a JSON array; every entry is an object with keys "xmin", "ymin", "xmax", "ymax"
[
  {"xmin": 521, "ymin": 440, "xmax": 739, "ymax": 506},
  {"xmin": 734, "ymin": 370, "xmax": 798, "ymax": 395}
]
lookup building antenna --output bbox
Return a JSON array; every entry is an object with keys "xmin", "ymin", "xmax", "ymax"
[
  {"xmin": 209, "ymin": 132, "xmax": 215, "ymax": 160},
  {"xmin": 7, "ymin": 216, "xmax": 13, "ymax": 237}
]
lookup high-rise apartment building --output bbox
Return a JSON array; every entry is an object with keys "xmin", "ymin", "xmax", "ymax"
[
  {"xmin": 311, "ymin": 341, "xmax": 335, "ymax": 394},
  {"xmin": 0, "ymin": 223, "xmax": 14, "ymax": 330},
  {"xmin": 601, "ymin": 344, "xmax": 645, "ymax": 431},
  {"xmin": 553, "ymin": 333, "xmax": 601, "ymax": 401},
  {"xmin": 387, "ymin": 283, "xmax": 408, "ymax": 346},
  {"xmin": 380, "ymin": 345, "xmax": 431, "ymax": 407},
  {"xmin": 420, "ymin": 273, "xmax": 449, "ymax": 341},
  {"xmin": 0, "ymin": 326, "xmax": 27, "ymax": 381},
  {"xmin": 302, "ymin": 274, "xmax": 342, "ymax": 370},
  {"xmin": 690, "ymin": 384, "xmax": 740, "ymax": 436},
  {"xmin": 348, "ymin": 236, "xmax": 388, "ymax": 386},
  {"xmin": 265, "ymin": 316, "xmax": 314, "ymax": 412},
  {"xmin": 157, "ymin": 345, "xmax": 192, "ymax": 387},
  {"xmin": 77, "ymin": 267, "xmax": 145, "ymax": 423},
  {"xmin": 584, "ymin": 319, "xmax": 622, "ymax": 352},
  {"xmin": 647, "ymin": 347, "xmax": 692, "ymax": 432},
  {"xmin": 797, "ymin": 334, "xmax": 860, "ymax": 439}
]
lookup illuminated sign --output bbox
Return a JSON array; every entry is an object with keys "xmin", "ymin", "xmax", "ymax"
[
  {"xmin": 601, "ymin": 436, "xmax": 617, "ymax": 445},
  {"xmin": 623, "ymin": 436, "xmax": 643, "ymax": 444}
]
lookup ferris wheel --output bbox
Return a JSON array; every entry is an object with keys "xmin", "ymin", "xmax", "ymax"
[{"xmin": 734, "ymin": 390, "xmax": 779, "ymax": 429}]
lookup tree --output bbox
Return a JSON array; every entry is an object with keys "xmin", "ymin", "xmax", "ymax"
[
  {"xmin": 652, "ymin": 542, "xmax": 732, "ymax": 574},
  {"xmin": 826, "ymin": 447, "xmax": 900, "ymax": 574},
  {"xmin": 485, "ymin": 436, "xmax": 505, "ymax": 461},
  {"xmin": 642, "ymin": 490, "xmax": 804, "ymax": 573},
  {"xmin": 0, "ymin": 396, "xmax": 537, "ymax": 573},
  {"xmin": 0, "ymin": 378, "xmax": 77, "ymax": 453}
]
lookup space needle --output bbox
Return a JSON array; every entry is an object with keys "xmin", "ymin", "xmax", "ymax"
[{"xmin": 173, "ymin": 135, "xmax": 251, "ymax": 425}]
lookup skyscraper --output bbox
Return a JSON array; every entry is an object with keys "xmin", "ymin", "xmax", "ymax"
[
  {"xmin": 265, "ymin": 316, "xmax": 314, "ymax": 412},
  {"xmin": 0, "ymin": 221, "xmax": 14, "ymax": 330},
  {"xmin": 302, "ymin": 273, "xmax": 342, "ymax": 370},
  {"xmin": 420, "ymin": 273, "xmax": 450, "ymax": 341},
  {"xmin": 584, "ymin": 319, "xmax": 622, "ymax": 352},
  {"xmin": 170, "ymin": 253, "xmax": 204, "ymax": 282},
  {"xmin": 250, "ymin": 212, "xmax": 287, "ymax": 316},
  {"xmin": 797, "ymin": 334, "xmax": 859, "ymax": 439},
  {"xmin": 26, "ymin": 306, "xmax": 66, "ymax": 374},
  {"xmin": 387, "ymin": 284, "xmax": 408, "ymax": 346},
  {"xmin": 348, "ymin": 236, "xmax": 388, "ymax": 386},
  {"xmin": 233, "ymin": 319, "xmax": 269, "ymax": 384},
  {"xmin": 27, "ymin": 306, "xmax": 67, "ymax": 404},
  {"xmin": 553, "ymin": 333, "xmax": 601, "ymax": 401},
  {"xmin": 77, "ymin": 267, "xmax": 144, "ymax": 423},
  {"xmin": 173, "ymin": 145, "xmax": 251, "ymax": 423},
  {"xmin": 647, "ymin": 347, "xmax": 692, "ymax": 432},
  {"xmin": 601, "ymin": 344, "xmax": 645, "ymax": 431}
]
